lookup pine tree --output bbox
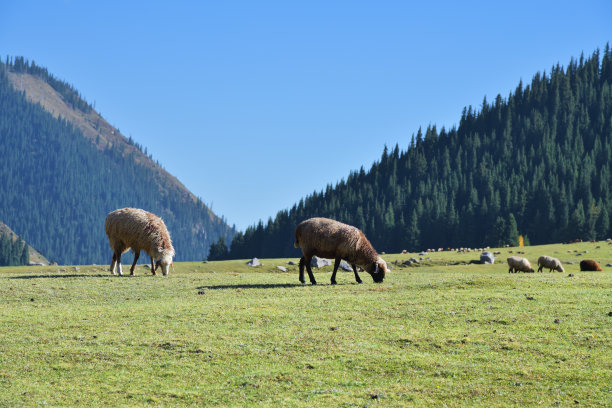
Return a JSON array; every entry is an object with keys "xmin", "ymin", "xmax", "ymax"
[
  {"xmin": 405, "ymin": 209, "xmax": 420, "ymax": 251},
  {"xmin": 19, "ymin": 240, "xmax": 29, "ymax": 265},
  {"xmin": 595, "ymin": 205, "xmax": 610, "ymax": 239},
  {"xmin": 506, "ymin": 214, "xmax": 519, "ymax": 246},
  {"xmin": 207, "ymin": 237, "xmax": 229, "ymax": 261}
]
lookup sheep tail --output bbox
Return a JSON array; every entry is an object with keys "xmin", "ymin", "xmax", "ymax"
[{"xmin": 294, "ymin": 230, "xmax": 300, "ymax": 248}]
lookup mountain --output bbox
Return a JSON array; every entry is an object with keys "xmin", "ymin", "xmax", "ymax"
[
  {"xmin": 222, "ymin": 46, "xmax": 612, "ymax": 259},
  {"xmin": 0, "ymin": 221, "xmax": 49, "ymax": 266},
  {"xmin": 0, "ymin": 57, "xmax": 235, "ymax": 265}
]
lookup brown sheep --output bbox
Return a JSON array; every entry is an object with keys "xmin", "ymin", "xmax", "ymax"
[
  {"xmin": 294, "ymin": 217, "xmax": 387, "ymax": 285},
  {"xmin": 579, "ymin": 259, "xmax": 603, "ymax": 271},
  {"xmin": 105, "ymin": 208, "xmax": 175, "ymax": 276}
]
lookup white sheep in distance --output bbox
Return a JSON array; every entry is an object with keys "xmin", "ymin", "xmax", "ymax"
[
  {"xmin": 507, "ymin": 256, "xmax": 534, "ymax": 273},
  {"xmin": 105, "ymin": 208, "xmax": 175, "ymax": 276},
  {"xmin": 537, "ymin": 255, "xmax": 565, "ymax": 273},
  {"xmin": 294, "ymin": 217, "xmax": 387, "ymax": 285}
]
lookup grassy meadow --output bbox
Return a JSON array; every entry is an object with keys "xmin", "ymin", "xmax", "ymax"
[{"xmin": 0, "ymin": 241, "xmax": 611, "ymax": 407}]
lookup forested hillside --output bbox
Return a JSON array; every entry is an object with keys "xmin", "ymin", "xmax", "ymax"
[
  {"xmin": 219, "ymin": 46, "xmax": 612, "ymax": 259},
  {"xmin": 0, "ymin": 222, "xmax": 29, "ymax": 266},
  {"xmin": 0, "ymin": 58, "xmax": 235, "ymax": 264},
  {"xmin": 0, "ymin": 221, "xmax": 49, "ymax": 266}
]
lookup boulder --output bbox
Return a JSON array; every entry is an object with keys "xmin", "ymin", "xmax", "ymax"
[
  {"xmin": 480, "ymin": 251, "xmax": 495, "ymax": 264},
  {"xmin": 402, "ymin": 258, "xmax": 419, "ymax": 266},
  {"xmin": 287, "ymin": 261, "xmax": 297, "ymax": 265},
  {"xmin": 339, "ymin": 261, "xmax": 353, "ymax": 271},
  {"xmin": 246, "ymin": 258, "xmax": 260, "ymax": 267},
  {"xmin": 311, "ymin": 256, "xmax": 332, "ymax": 268},
  {"xmin": 276, "ymin": 266, "xmax": 288, "ymax": 272}
]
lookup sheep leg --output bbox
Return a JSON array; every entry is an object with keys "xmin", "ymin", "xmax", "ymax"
[
  {"xmin": 150, "ymin": 256, "xmax": 156, "ymax": 275},
  {"xmin": 115, "ymin": 251, "xmax": 123, "ymax": 276},
  {"xmin": 298, "ymin": 256, "xmax": 306, "ymax": 284},
  {"xmin": 352, "ymin": 264, "xmax": 362, "ymax": 284},
  {"xmin": 110, "ymin": 253, "xmax": 117, "ymax": 275},
  {"xmin": 130, "ymin": 251, "xmax": 140, "ymax": 275},
  {"xmin": 304, "ymin": 256, "xmax": 317, "ymax": 285},
  {"xmin": 537, "ymin": 265, "xmax": 543, "ymax": 273},
  {"xmin": 331, "ymin": 258, "xmax": 340, "ymax": 285}
]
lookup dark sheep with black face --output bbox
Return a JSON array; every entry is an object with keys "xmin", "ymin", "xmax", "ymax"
[{"xmin": 294, "ymin": 217, "xmax": 387, "ymax": 285}]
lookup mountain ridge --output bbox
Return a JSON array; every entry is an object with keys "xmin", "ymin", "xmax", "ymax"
[{"xmin": 6, "ymin": 69, "xmax": 205, "ymax": 210}]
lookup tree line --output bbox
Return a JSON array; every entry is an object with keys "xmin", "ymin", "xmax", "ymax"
[
  {"xmin": 210, "ymin": 45, "xmax": 612, "ymax": 260},
  {"xmin": 0, "ymin": 233, "xmax": 29, "ymax": 266}
]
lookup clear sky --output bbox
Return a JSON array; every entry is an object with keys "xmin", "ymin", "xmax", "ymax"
[{"xmin": 1, "ymin": 1, "xmax": 611, "ymax": 230}]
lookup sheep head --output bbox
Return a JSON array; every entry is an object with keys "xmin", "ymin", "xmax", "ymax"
[
  {"xmin": 154, "ymin": 248, "xmax": 175, "ymax": 276},
  {"xmin": 367, "ymin": 257, "xmax": 387, "ymax": 283}
]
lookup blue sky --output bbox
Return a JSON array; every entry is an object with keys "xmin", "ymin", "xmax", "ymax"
[{"xmin": 1, "ymin": 1, "xmax": 611, "ymax": 230}]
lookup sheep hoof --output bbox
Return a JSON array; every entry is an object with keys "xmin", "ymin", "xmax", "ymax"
[
  {"xmin": 310, "ymin": 281, "xmax": 317, "ymax": 285},
  {"xmin": 299, "ymin": 279, "xmax": 305, "ymax": 284},
  {"xmin": 331, "ymin": 280, "xmax": 337, "ymax": 285},
  {"xmin": 356, "ymin": 279, "xmax": 363, "ymax": 284}
]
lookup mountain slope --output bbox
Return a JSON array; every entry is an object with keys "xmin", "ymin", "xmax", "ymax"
[
  {"xmin": 225, "ymin": 46, "xmax": 612, "ymax": 259},
  {"xmin": 0, "ymin": 221, "xmax": 49, "ymax": 265},
  {"xmin": 6, "ymin": 59, "xmax": 196, "ymax": 203},
  {"xmin": 0, "ymin": 57, "xmax": 235, "ymax": 264}
]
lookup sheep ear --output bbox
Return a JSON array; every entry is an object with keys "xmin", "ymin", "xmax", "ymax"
[{"xmin": 374, "ymin": 263, "xmax": 379, "ymax": 274}]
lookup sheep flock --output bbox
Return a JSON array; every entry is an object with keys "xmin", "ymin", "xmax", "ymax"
[{"xmin": 102, "ymin": 208, "xmax": 608, "ymax": 280}]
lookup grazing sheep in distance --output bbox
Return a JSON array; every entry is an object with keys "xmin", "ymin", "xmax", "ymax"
[
  {"xmin": 507, "ymin": 256, "xmax": 534, "ymax": 273},
  {"xmin": 537, "ymin": 256, "xmax": 565, "ymax": 273},
  {"xmin": 294, "ymin": 217, "xmax": 387, "ymax": 285},
  {"xmin": 105, "ymin": 208, "xmax": 175, "ymax": 276},
  {"xmin": 579, "ymin": 259, "xmax": 603, "ymax": 271}
]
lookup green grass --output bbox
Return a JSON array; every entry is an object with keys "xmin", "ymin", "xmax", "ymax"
[{"xmin": 1, "ymin": 242, "xmax": 611, "ymax": 407}]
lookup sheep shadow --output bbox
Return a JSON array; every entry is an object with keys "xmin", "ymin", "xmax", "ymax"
[
  {"xmin": 8, "ymin": 273, "xmax": 117, "ymax": 279},
  {"xmin": 198, "ymin": 281, "xmax": 362, "ymax": 290},
  {"xmin": 198, "ymin": 283, "xmax": 307, "ymax": 290}
]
